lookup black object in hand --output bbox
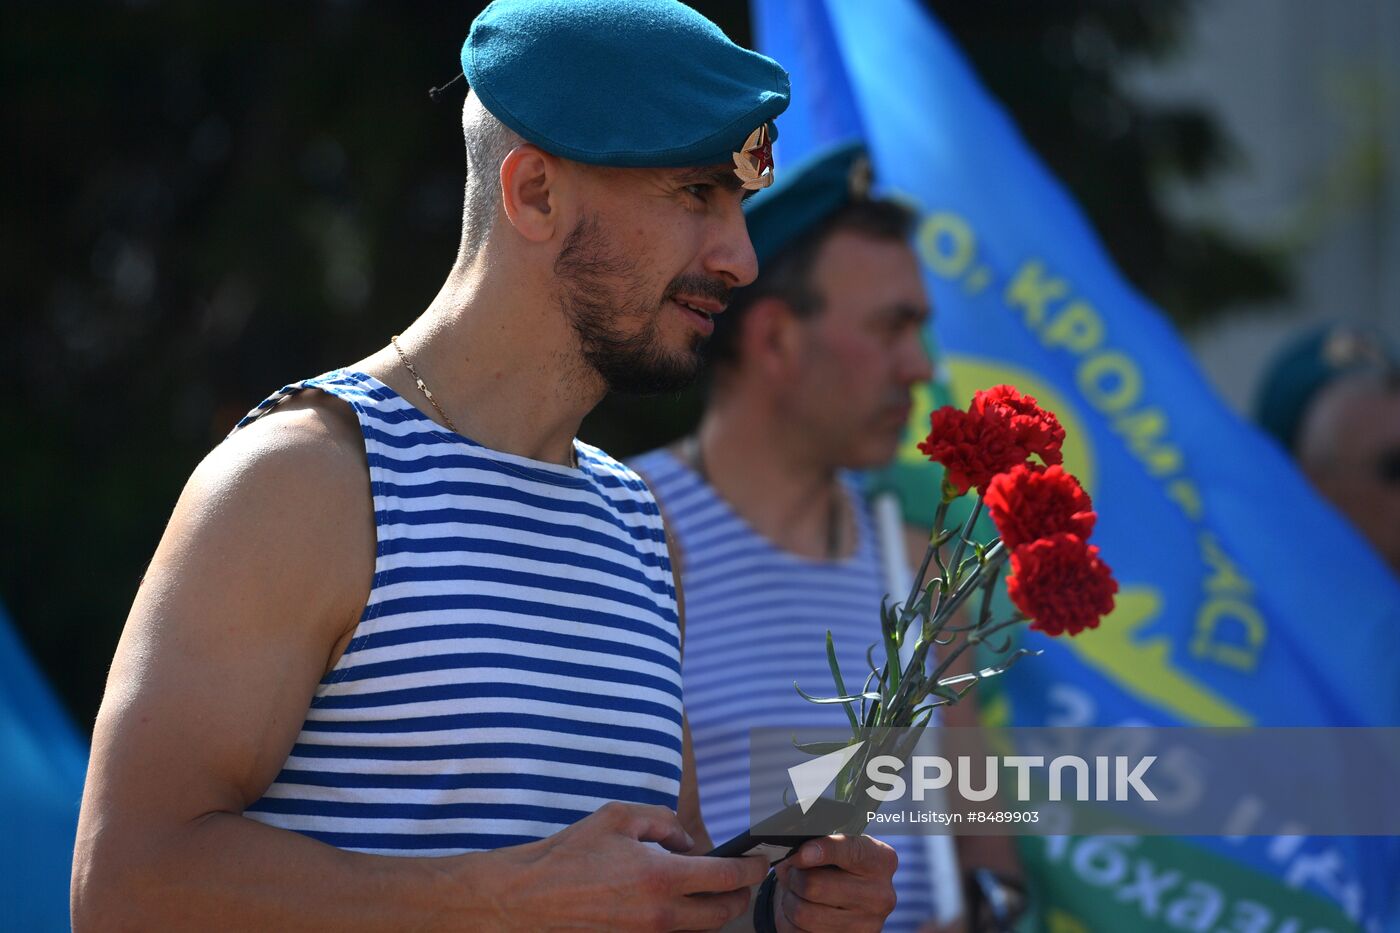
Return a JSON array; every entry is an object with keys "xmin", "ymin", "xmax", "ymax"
[{"xmin": 706, "ymin": 798, "xmax": 863, "ymax": 863}]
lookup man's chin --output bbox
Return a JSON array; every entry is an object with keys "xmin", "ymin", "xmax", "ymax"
[{"xmin": 603, "ymin": 356, "xmax": 702, "ymax": 396}]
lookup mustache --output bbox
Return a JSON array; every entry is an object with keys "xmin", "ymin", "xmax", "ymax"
[{"xmin": 664, "ymin": 274, "xmax": 731, "ymax": 309}]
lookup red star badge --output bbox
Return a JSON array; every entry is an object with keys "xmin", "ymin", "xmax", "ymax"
[{"xmin": 733, "ymin": 124, "xmax": 775, "ymax": 190}]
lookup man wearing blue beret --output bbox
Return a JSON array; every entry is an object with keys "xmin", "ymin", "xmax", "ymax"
[
  {"xmin": 72, "ymin": 2, "xmax": 897, "ymax": 930},
  {"xmin": 1254, "ymin": 324, "xmax": 1400, "ymax": 577},
  {"xmin": 633, "ymin": 142, "xmax": 1025, "ymax": 932}
]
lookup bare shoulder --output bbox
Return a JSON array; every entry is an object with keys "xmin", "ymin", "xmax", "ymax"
[
  {"xmin": 84, "ymin": 388, "xmax": 377, "ymax": 821},
  {"xmin": 201, "ymin": 390, "xmax": 368, "ymax": 513},
  {"xmin": 173, "ymin": 389, "xmax": 375, "ymax": 640}
]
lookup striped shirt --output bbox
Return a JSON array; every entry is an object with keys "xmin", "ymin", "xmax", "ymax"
[
  {"xmin": 234, "ymin": 369, "xmax": 682, "ymax": 856},
  {"xmin": 632, "ymin": 448, "xmax": 937, "ymax": 931}
]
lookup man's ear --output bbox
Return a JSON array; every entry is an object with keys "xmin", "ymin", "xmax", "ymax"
[
  {"xmin": 500, "ymin": 144, "xmax": 559, "ymax": 243},
  {"xmin": 739, "ymin": 296, "xmax": 807, "ymax": 383}
]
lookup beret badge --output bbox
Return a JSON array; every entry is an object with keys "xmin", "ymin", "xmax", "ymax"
[
  {"xmin": 1322, "ymin": 328, "xmax": 1389, "ymax": 370},
  {"xmin": 733, "ymin": 124, "xmax": 776, "ymax": 191},
  {"xmin": 847, "ymin": 154, "xmax": 873, "ymax": 199}
]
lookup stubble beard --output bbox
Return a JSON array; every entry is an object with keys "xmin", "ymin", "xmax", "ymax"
[{"xmin": 554, "ymin": 214, "xmax": 724, "ymax": 396}]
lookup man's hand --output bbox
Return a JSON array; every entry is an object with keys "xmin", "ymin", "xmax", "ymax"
[
  {"xmin": 771, "ymin": 834, "xmax": 897, "ymax": 932},
  {"xmin": 503, "ymin": 802, "xmax": 769, "ymax": 931}
]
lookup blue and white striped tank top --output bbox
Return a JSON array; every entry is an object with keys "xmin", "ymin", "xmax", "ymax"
[
  {"xmin": 235, "ymin": 370, "xmax": 682, "ymax": 856},
  {"xmin": 631, "ymin": 448, "xmax": 936, "ymax": 931}
]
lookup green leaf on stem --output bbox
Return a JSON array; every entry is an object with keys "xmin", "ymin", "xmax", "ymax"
[
  {"xmin": 880, "ymin": 603, "xmax": 902, "ymax": 698},
  {"xmin": 795, "ymin": 682, "xmax": 882, "ymax": 705},
  {"xmin": 956, "ymin": 553, "xmax": 980, "ymax": 581},
  {"xmin": 859, "ymin": 668, "xmax": 880, "ymax": 723},
  {"xmin": 793, "ymin": 740, "xmax": 860, "ymax": 756},
  {"xmin": 957, "ymin": 647, "xmax": 1044, "ymax": 684},
  {"xmin": 825, "ymin": 630, "xmax": 860, "ymax": 731}
]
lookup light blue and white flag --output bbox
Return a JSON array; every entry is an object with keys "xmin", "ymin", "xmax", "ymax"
[{"xmin": 755, "ymin": 1, "xmax": 1400, "ymax": 929}]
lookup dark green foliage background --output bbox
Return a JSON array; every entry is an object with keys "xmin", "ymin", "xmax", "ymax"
[{"xmin": 2, "ymin": 1, "xmax": 1285, "ymax": 731}]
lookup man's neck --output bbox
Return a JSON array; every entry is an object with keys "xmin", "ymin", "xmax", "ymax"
[
  {"xmin": 362, "ymin": 257, "xmax": 605, "ymax": 468},
  {"xmin": 694, "ymin": 402, "xmax": 849, "ymax": 561}
]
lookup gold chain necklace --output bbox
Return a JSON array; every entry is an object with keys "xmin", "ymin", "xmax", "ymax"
[
  {"xmin": 391, "ymin": 335, "xmax": 458, "ymax": 433},
  {"xmin": 389, "ymin": 335, "xmax": 578, "ymax": 469}
]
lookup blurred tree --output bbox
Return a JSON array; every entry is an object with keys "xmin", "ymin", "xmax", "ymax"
[
  {"xmin": 2, "ymin": 0, "xmax": 1284, "ymax": 729},
  {"xmin": 3, "ymin": 3, "xmax": 497, "ymax": 726},
  {"xmin": 926, "ymin": 0, "xmax": 1290, "ymax": 326}
]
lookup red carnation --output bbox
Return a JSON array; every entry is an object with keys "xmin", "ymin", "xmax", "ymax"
[
  {"xmin": 917, "ymin": 406, "xmax": 1027, "ymax": 496},
  {"xmin": 1006, "ymin": 533, "xmax": 1117, "ymax": 636},
  {"xmin": 972, "ymin": 385, "xmax": 1065, "ymax": 466},
  {"xmin": 985, "ymin": 464, "xmax": 1096, "ymax": 551}
]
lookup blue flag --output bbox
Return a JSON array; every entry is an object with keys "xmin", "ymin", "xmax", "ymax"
[
  {"xmin": 1, "ymin": 601, "xmax": 88, "ymax": 931},
  {"xmin": 755, "ymin": 1, "xmax": 1400, "ymax": 929}
]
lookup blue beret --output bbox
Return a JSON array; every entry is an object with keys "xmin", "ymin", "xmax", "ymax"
[
  {"xmin": 743, "ymin": 140, "xmax": 873, "ymax": 266},
  {"xmin": 463, "ymin": 0, "xmax": 789, "ymax": 171},
  {"xmin": 1254, "ymin": 323, "xmax": 1399, "ymax": 452}
]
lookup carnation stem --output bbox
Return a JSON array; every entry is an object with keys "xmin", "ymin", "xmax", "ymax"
[
  {"xmin": 977, "ymin": 557, "xmax": 1004, "ymax": 629},
  {"xmin": 879, "ymin": 542, "xmax": 1008, "ymax": 720},
  {"xmin": 942, "ymin": 541, "xmax": 1005, "ymax": 620},
  {"xmin": 923, "ymin": 639, "xmax": 973, "ymax": 698},
  {"xmin": 922, "ymin": 606, "xmax": 1017, "ymax": 692},
  {"xmin": 947, "ymin": 496, "xmax": 984, "ymax": 589},
  {"xmin": 969, "ymin": 616, "xmax": 1027, "ymax": 644},
  {"xmin": 905, "ymin": 498, "xmax": 950, "ymax": 624}
]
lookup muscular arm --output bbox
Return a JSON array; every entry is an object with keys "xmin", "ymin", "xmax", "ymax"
[
  {"xmin": 73, "ymin": 396, "xmax": 478, "ymax": 928},
  {"xmin": 73, "ymin": 398, "xmax": 763, "ymax": 930}
]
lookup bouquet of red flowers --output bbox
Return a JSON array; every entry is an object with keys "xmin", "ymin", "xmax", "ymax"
[{"xmin": 800, "ymin": 385, "xmax": 1117, "ymax": 800}]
